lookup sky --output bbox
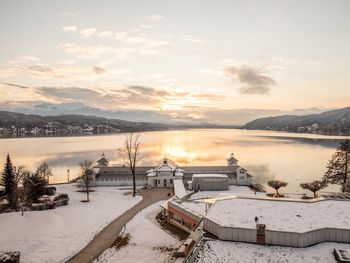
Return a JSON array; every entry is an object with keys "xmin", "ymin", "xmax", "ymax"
[{"xmin": 0, "ymin": 0, "xmax": 349, "ymax": 124}]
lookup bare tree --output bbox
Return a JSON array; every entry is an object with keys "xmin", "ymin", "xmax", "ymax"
[
  {"xmin": 122, "ymin": 133, "xmax": 141, "ymax": 197},
  {"xmin": 79, "ymin": 160, "xmax": 94, "ymax": 202},
  {"xmin": 323, "ymin": 139, "xmax": 350, "ymax": 192},
  {"xmin": 267, "ymin": 180, "xmax": 288, "ymax": 197},
  {"xmin": 13, "ymin": 165, "xmax": 26, "ymax": 209},
  {"xmin": 300, "ymin": 180, "xmax": 328, "ymax": 198},
  {"xmin": 36, "ymin": 162, "xmax": 53, "ymax": 184}
]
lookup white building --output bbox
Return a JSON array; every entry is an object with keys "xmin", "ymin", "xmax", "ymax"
[{"xmin": 91, "ymin": 153, "xmax": 252, "ymax": 188}]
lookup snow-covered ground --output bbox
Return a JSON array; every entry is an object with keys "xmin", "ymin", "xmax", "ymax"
[
  {"xmin": 190, "ymin": 185, "xmax": 259, "ymax": 200},
  {"xmin": 0, "ymin": 184, "xmax": 142, "ymax": 263},
  {"xmin": 206, "ymin": 198, "xmax": 350, "ymax": 232},
  {"xmin": 195, "ymin": 239, "xmax": 350, "ymax": 263},
  {"xmin": 95, "ymin": 201, "xmax": 181, "ymax": 263}
]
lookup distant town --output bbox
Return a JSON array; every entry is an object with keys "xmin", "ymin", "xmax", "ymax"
[{"xmin": 0, "ymin": 122, "xmax": 120, "ymax": 137}]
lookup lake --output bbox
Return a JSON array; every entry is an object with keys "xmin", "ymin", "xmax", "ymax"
[{"xmin": 0, "ymin": 129, "xmax": 348, "ymax": 193}]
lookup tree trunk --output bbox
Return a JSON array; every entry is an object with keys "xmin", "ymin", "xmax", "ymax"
[
  {"xmin": 343, "ymin": 152, "xmax": 348, "ymax": 192},
  {"xmin": 276, "ymin": 188, "xmax": 279, "ymax": 196},
  {"xmin": 132, "ymin": 171, "xmax": 136, "ymax": 197},
  {"xmin": 313, "ymin": 191, "xmax": 317, "ymax": 198}
]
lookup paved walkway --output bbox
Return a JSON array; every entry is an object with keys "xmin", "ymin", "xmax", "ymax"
[{"xmin": 66, "ymin": 187, "xmax": 173, "ymax": 263}]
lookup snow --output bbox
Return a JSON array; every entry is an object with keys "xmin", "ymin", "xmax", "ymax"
[
  {"xmin": 95, "ymin": 201, "xmax": 180, "ymax": 263},
  {"xmin": 174, "ymin": 179, "xmax": 186, "ymax": 199},
  {"xmin": 0, "ymin": 184, "xmax": 142, "ymax": 263},
  {"xmin": 178, "ymin": 201, "xmax": 208, "ymax": 216},
  {"xmin": 190, "ymin": 185, "xmax": 256, "ymax": 200},
  {"xmin": 195, "ymin": 239, "xmax": 350, "ymax": 263},
  {"xmin": 193, "ymin": 174, "xmax": 228, "ymax": 178},
  {"xmin": 206, "ymin": 198, "xmax": 350, "ymax": 232}
]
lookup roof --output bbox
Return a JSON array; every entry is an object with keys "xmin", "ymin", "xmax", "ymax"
[
  {"xmin": 205, "ymin": 198, "xmax": 350, "ymax": 233},
  {"xmin": 154, "ymin": 158, "xmax": 178, "ymax": 172},
  {"xmin": 193, "ymin": 174, "xmax": 228, "ymax": 178},
  {"xmin": 227, "ymin": 153, "xmax": 238, "ymax": 162},
  {"xmin": 182, "ymin": 166, "xmax": 239, "ymax": 174},
  {"xmin": 174, "ymin": 179, "xmax": 187, "ymax": 199},
  {"xmin": 97, "ymin": 166, "xmax": 153, "ymax": 173}
]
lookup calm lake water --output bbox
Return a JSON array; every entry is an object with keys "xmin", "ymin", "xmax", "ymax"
[{"xmin": 0, "ymin": 129, "xmax": 348, "ymax": 193}]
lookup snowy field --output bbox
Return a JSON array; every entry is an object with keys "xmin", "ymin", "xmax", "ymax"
[
  {"xmin": 95, "ymin": 201, "xmax": 180, "ymax": 263},
  {"xmin": 206, "ymin": 198, "xmax": 350, "ymax": 232},
  {"xmin": 195, "ymin": 239, "xmax": 350, "ymax": 263},
  {"xmin": 0, "ymin": 184, "xmax": 142, "ymax": 263},
  {"xmin": 190, "ymin": 185, "xmax": 258, "ymax": 200}
]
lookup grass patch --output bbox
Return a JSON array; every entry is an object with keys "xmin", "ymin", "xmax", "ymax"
[
  {"xmin": 156, "ymin": 212, "xmax": 188, "ymax": 241},
  {"xmin": 266, "ymin": 193, "xmax": 285, "ymax": 198},
  {"xmin": 112, "ymin": 234, "xmax": 131, "ymax": 250},
  {"xmin": 302, "ymin": 195, "xmax": 315, "ymax": 199},
  {"xmin": 153, "ymin": 245, "xmax": 176, "ymax": 253}
]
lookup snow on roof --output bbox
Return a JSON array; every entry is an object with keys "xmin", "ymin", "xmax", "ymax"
[
  {"xmin": 205, "ymin": 198, "xmax": 350, "ymax": 233},
  {"xmin": 179, "ymin": 201, "xmax": 208, "ymax": 217},
  {"xmin": 174, "ymin": 179, "xmax": 186, "ymax": 199},
  {"xmin": 182, "ymin": 166, "xmax": 238, "ymax": 173},
  {"xmin": 195, "ymin": 239, "xmax": 350, "ymax": 263},
  {"xmin": 147, "ymin": 171, "xmax": 157, "ymax": 177},
  {"xmin": 193, "ymin": 174, "xmax": 228, "ymax": 178}
]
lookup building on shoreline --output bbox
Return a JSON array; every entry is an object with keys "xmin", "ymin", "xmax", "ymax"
[{"xmin": 91, "ymin": 153, "xmax": 252, "ymax": 188}]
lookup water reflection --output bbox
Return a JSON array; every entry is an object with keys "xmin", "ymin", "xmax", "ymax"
[{"xmin": 0, "ymin": 129, "xmax": 347, "ymax": 192}]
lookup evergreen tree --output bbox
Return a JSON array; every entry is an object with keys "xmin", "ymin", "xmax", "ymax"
[
  {"xmin": 323, "ymin": 139, "xmax": 350, "ymax": 192},
  {"xmin": 1, "ymin": 154, "xmax": 17, "ymax": 209},
  {"xmin": 23, "ymin": 172, "xmax": 47, "ymax": 203}
]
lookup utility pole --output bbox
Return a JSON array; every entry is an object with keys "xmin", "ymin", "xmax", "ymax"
[{"xmin": 67, "ymin": 169, "xmax": 70, "ymax": 183}]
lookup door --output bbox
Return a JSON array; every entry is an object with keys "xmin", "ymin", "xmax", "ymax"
[
  {"xmin": 164, "ymin": 179, "xmax": 167, "ymax": 187},
  {"xmin": 154, "ymin": 179, "xmax": 157, "ymax": 187}
]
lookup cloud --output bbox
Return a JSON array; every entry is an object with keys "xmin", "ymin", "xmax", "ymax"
[
  {"xmin": 37, "ymin": 86, "xmax": 101, "ymax": 101},
  {"xmin": 224, "ymin": 65, "xmax": 276, "ymax": 94},
  {"xmin": 60, "ymin": 11, "xmax": 82, "ymax": 16},
  {"xmin": 146, "ymin": 15, "xmax": 164, "ymax": 22},
  {"xmin": 1, "ymin": 82, "xmax": 31, "ymax": 89},
  {"xmin": 79, "ymin": 28, "xmax": 97, "ymax": 38},
  {"xmin": 93, "ymin": 65, "xmax": 106, "ymax": 75},
  {"xmin": 182, "ymin": 35, "xmax": 204, "ymax": 43},
  {"xmin": 98, "ymin": 31, "xmax": 114, "ymax": 38},
  {"xmin": 59, "ymin": 41, "xmax": 166, "ymax": 59},
  {"xmin": 62, "ymin": 26, "xmax": 77, "ymax": 32}
]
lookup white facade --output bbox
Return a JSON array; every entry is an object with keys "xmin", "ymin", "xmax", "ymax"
[
  {"xmin": 91, "ymin": 153, "xmax": 252, "ymax": 188},
  {"xmin": 146, "ymin": 159, "xmax": 184, "ymax": 187}
]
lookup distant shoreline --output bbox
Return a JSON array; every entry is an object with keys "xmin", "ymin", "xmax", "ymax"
[{"xmin": 0, "ymin": 127, "xmax": 349, "ymax": 140}]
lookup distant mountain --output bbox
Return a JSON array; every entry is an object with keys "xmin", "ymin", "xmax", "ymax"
[
  {"xmin": 4, "ymin": 102, "xmax": 188, "ymax": 124},
  {"xmin": 244, "ymin": 107, "xmax": 350, "ymax": 135},
  {"xmin": 0, "ymin": 111, "xmax": 242, "ymax": 138},
  {"xmin": 0, "ymin": 101, "xmax": 331, "ymax": 125},
  {"xmin": 0, "ymin": 111, "xmax": 173, "ymax": 132}
]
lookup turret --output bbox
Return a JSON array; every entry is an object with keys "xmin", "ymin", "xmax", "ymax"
[
  {"xmin": 96, "ymin": 153, "xmax": 109, "ymax": 167},
  {"xmin": 227, "ymin": 153, "xmax": 238, "ymax": 166}
]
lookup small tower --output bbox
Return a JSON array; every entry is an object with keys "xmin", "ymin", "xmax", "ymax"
[
  {"xmin": 227, "ymin": 153, "xmax": 238, "ymax": 166},
  {"xmin": 96, "ymin": 152, "xmax": 109, "ymax": 167}
]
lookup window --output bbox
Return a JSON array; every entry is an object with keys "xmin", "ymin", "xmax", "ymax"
[
  {"xmin": 240, "ymin": 169, "xmax": 245, "ymax": 174},
  {"xmin": 170, "ymin": 179, "xmax": 173, "ymax": 184}
]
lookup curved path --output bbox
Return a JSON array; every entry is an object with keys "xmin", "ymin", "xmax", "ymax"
[{"xmin": 66, "ymin": 187, "xmax": 172, "ymax": 263}]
